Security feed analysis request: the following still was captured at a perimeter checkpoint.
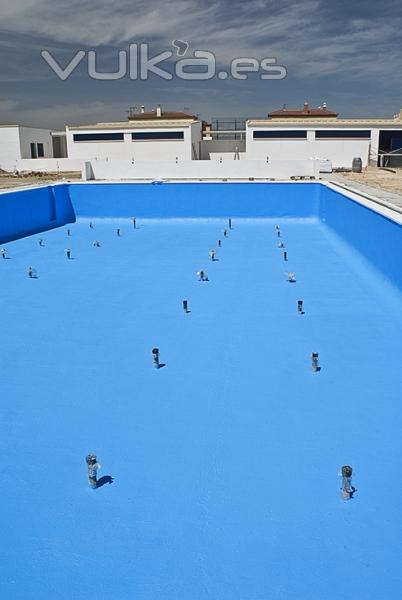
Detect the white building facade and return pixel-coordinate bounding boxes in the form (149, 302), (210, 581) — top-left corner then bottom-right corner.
(66, 111), (202, 162)
(2, 104), (402, 176)
(246, 115), (402, 169)
(0, 126), (53, 171)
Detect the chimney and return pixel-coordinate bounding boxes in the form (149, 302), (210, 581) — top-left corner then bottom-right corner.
(140, 105), (145, 113)
(303, 101), (309, 112)
(322, 101), (327, 110)
(156, 104), (162, 118)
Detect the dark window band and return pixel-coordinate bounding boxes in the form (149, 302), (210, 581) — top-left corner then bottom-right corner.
(253, 130), (307, 139)
(73, 133), (124, 142)
(132, 131), (184, 140)
(315, 130), (371, 139)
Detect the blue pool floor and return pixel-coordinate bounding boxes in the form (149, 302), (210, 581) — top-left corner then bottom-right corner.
(1, 217), (402, 600)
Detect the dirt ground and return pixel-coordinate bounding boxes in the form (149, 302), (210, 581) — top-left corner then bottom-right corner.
(0, 171), (81, 190)
(1, 166), (402, 196)
(341, 166), (402, 195)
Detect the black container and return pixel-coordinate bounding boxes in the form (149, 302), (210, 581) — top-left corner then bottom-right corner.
(352, 157), (362, 173)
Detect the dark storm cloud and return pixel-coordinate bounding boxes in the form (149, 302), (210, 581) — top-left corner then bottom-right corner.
(0, 0), (401, 127)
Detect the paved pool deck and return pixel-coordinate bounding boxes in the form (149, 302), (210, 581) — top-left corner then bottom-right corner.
(323, 172), (402, 213)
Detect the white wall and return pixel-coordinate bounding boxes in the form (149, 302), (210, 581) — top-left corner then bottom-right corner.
(209, 152), (246, 161)
(82, 158), (320, 181)
(369, 129), (380, 165)
(190, 121), (202, 159)
(67, 130), (128, 160)
(67, 125), (201, 161)
(53, 135), (68, 158)
(312, 137), (370, 168)
(19, 127), (53, 159)
(200, 140), (246, 160)
(130, 128), (191, 161)
(0, 126), (54, 171)
(18, 158), (83, 172)
(246, 126), (372, 168)
(0, 127), (22, 168)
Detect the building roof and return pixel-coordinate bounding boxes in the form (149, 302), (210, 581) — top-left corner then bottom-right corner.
(128, 111), (198, 121)
(248, 117), (402, 129)
(268, 102), (338, 119)
(67, 119), (198, 131)
(0, 124), (52, 130)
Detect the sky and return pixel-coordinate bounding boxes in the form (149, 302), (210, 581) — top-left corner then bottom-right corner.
(0, 0), (402, 128)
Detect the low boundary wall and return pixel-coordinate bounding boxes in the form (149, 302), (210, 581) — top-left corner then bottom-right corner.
(82, 158), (320, 181)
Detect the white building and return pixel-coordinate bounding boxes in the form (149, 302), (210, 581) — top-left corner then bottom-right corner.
(2, 102), (402, 177)
(0, 125), (54, 171)
(246, 103), (402, 168)
(67, 105), (202, 162)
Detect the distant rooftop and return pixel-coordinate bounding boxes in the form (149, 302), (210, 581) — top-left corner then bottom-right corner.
(128, 104), (197, 122)
(248, 116), (402, 128)
(268, 101), (339, 119)
(67, 120), (198, 131)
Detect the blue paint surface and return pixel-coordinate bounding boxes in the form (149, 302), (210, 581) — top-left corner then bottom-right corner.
(0, 185), (75, 243)
(320, 186), (402, 292)
(1, 183), (402, 599)
(67, 182), (321, 218)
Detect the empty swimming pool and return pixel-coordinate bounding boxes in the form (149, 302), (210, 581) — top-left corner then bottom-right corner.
(1, 182), (402, 600)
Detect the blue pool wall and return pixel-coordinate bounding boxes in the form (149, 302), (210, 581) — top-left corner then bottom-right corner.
(320, 186), (402, 293)
(0, 184), (75, 243)
(67, 182), (321, 218)
(0, 181), (401, 292)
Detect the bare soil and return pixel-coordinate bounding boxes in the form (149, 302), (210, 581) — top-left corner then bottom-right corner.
(342, 166), (402, 195)
(0, 171), (81, 190)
